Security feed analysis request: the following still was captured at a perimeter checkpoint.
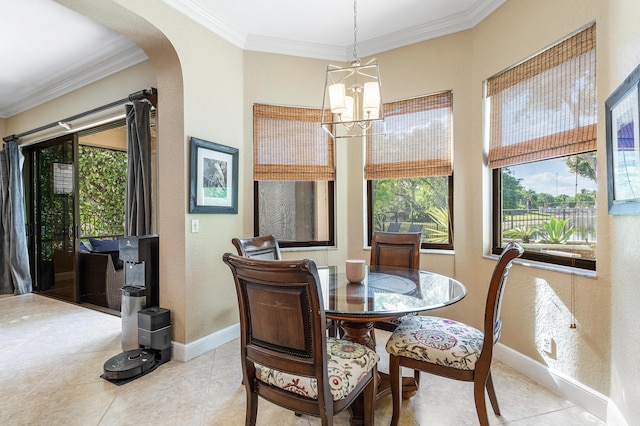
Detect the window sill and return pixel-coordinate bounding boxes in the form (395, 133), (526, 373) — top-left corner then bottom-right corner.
(483, 254), (596, 278)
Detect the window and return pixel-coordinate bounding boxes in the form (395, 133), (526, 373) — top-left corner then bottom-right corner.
(253, 104), (335, 247)
(366, 92), (454, 249)
(78, 144), (127, 239)
(486, 24), (597, 270)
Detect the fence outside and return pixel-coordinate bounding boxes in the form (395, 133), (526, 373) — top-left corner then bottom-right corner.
(376, 213), (448, 243)
(502, 207), (597, 243)
(377, 206), (596, 245)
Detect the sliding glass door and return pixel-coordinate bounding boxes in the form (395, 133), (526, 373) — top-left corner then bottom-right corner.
(24, 134), (80, 302)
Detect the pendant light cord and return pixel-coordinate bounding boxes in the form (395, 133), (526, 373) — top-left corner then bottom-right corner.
(570, 259), (577, 328)
(352, 0), (359, 61)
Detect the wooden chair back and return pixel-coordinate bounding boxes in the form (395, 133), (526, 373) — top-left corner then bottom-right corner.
(232, 235), (281, 260)
(370, 231), (421, 270)
(482, 241), (524, 360)
(369, 231), (422, 333)
(222, 253), (375, 424)
(386, 242), (524, 426)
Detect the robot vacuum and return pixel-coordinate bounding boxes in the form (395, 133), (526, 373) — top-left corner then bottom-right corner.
(103, 348), (157, 380)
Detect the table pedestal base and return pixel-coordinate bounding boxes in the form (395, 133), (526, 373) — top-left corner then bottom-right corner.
(335, 320), (419, 425)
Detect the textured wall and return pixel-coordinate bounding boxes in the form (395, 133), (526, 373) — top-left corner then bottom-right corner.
(11, 2), (638, 420)
(601, 0), (640, 422)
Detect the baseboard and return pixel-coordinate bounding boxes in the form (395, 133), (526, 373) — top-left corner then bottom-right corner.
(495, 343), (619, 424)
(171, 323), (240, 362)
(607, 401), (629, 426)
(168, 326), (626, 424)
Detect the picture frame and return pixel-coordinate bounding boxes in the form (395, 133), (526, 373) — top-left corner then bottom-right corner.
(189, 137), (238, 214)
(606, 63), (640, 215)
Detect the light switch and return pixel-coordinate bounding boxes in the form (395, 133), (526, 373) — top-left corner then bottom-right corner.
(191, 219), (199, 233)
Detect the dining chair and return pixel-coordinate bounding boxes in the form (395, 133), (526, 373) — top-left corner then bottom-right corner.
(232, 235), (338, 337)
(222, 253), (379, 426)
(385, 242), (524, 426)
(370, 231), (422, 333)
(370, 231), (421, 271)
(232, 235), (282, 260)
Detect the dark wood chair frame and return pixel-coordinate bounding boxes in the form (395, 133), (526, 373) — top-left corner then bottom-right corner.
(223, 253), (376, 426)
(232, 235), (338, 337)
(370, 231), (421, 271)
(388, 242), (524, 426)
(232, 235), (282, 260)
(369, 231), (422, 333)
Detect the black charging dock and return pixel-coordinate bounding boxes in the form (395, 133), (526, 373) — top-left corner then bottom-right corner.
(102, 236), (171, 384)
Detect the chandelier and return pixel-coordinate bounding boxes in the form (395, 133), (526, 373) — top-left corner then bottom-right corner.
(321, 0), (384, 139)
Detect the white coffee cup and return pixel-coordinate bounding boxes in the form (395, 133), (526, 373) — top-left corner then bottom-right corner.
(345, 259), (366, 283)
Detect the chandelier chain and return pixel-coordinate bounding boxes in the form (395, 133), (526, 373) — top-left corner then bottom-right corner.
(353, 0), (358, 60)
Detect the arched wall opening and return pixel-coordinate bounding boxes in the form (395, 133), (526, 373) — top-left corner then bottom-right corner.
(55, 0), (188, 344)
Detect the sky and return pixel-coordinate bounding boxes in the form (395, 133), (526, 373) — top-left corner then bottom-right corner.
(511, 158), (597, 197)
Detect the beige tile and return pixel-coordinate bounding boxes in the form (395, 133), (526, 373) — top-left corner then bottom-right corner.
(100, 364), (212, 425)
(8, 381), (118, 426)
(508, 406), (606, 425)
(0, 294), (605, 426)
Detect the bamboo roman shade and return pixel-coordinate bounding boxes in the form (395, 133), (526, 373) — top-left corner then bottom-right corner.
(253, 104), (335, 181)
(486, 24), (596, 169)
(365, 91), (453, 180)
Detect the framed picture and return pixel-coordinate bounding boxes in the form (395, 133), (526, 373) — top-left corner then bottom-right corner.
(606, 64), (640, 215)
(189, 137), (238, 214)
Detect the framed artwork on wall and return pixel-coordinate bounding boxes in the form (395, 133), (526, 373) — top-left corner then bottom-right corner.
(189, 137), (238, 214)
(606, 63), (640, 215)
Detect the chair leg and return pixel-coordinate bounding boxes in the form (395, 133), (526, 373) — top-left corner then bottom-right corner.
(246, 388), (258, 426)
(473, 378), (490, 426)
(389, 355), (402, 426)
(363, 372), (376, 426)
(327, 319), (337, 338)
(485, 370), (501, 416)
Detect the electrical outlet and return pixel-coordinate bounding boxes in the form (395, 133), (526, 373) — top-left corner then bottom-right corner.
(191, 219), (199, 233)
(542, 334), (553, 353)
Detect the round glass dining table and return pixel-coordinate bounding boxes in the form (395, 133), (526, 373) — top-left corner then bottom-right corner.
(317, 264), (467, 410)
(317, 264), (467, 349)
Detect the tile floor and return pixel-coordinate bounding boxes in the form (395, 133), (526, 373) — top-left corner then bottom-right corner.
(1, 294), (606, 425)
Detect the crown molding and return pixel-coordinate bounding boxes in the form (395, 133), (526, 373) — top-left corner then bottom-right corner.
(1, 0), (506, 117)
(244, 35), (347, 62)
(358, 0), (506, 58)
(161, 0), (246, 49)
(467, 0), (507, 27)
(163, 0), (506, 62)
(0, 46), (148, 118)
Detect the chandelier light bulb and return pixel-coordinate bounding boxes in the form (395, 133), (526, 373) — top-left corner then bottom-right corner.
(362, 82), (381, 115)
(329, 84), (346, 114)
(341, 96), (354, 123)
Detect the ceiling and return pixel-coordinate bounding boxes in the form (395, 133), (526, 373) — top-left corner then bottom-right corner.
(0, 0), (505, 119)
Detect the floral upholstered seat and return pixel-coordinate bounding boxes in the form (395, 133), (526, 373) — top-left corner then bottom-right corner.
(223, 253), (379, 424)
(385, 315), (483, 370)
(384, 242), (523, 426)
(256, 337), (379, 401)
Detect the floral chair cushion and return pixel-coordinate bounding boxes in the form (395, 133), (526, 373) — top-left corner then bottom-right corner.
(385, 315), (484, 371)
(255, 337), (379, 401)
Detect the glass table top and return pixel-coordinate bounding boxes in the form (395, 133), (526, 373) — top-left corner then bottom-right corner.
(317, 265), (467, 317)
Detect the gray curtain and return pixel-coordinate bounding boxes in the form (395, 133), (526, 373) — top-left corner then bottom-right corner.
(0, 139), (32, 294)
(125, 100), (153, 236)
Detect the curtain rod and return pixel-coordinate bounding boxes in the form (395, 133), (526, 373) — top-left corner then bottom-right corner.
(2, 88), (157, 143)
